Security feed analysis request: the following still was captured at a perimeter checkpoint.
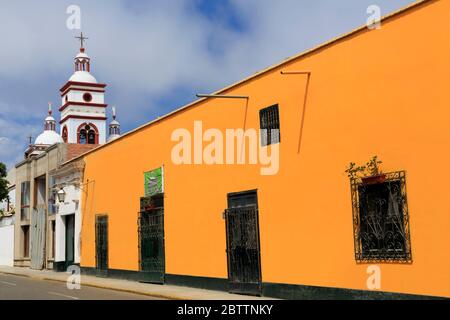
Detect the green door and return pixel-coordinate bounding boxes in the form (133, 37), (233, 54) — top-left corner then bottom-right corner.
(139, 195), (165, 284)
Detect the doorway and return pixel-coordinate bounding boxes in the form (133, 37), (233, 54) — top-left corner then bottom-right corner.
(95, 215), (108, 273)
(138, 194), (165, 284)
(65, 215), (75, 267)
(30, 176), (46, 270)
(225, 190), (262, 296)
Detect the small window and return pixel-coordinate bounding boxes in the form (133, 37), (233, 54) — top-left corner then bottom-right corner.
(87, 129), (96, 144)
(83, 92), (92, 102)
(78, 123), (97, 145)
(62, 126), (68, 143)
(259, 104), (280, 146)
(79, 129), (87, 144)
(351, 171), (412, 263)
(20, 182), (30, 221)
(48, 177), (57, 215)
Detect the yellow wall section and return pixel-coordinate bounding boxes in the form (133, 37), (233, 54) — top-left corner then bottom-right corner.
(81, 0), (450, 298)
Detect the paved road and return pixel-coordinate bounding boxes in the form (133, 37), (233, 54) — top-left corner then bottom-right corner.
(0, 273), (164, 300)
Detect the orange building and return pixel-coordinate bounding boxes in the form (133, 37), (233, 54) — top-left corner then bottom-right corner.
(74, 0), (449, 299)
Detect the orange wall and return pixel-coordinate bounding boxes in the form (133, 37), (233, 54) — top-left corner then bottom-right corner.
(81, 0), (450, 298)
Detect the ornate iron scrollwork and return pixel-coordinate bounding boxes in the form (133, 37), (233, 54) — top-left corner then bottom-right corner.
(350, 171), (412, 263)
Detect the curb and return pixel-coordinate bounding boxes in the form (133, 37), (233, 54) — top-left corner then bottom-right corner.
(0, 270), (185, 300)
(43, 277), (185, 300)
(0, 271), (29, 278)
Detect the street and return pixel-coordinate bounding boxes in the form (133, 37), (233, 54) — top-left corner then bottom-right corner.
(0, 273), (163, 300)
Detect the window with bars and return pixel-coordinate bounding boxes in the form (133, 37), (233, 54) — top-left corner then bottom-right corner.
(259, 104), (280, 146)
(20, 181), (30, 221)
(48, 177), (57, 215)
(351, 171), (412, 263)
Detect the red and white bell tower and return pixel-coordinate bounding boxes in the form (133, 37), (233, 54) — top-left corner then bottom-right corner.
(59, 33), (107, 145)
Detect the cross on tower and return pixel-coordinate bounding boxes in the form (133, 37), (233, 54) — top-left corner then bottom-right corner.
(75, 32), (88, 49)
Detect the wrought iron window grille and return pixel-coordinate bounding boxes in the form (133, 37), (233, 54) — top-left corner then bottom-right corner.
(260, 104), (280, 146)
(350, 171), (412, 263)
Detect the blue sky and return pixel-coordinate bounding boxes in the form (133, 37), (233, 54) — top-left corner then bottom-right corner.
(0, 0), (416, 169)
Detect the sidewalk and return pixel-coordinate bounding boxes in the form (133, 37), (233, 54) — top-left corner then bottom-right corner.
(0, 266), (273, 300)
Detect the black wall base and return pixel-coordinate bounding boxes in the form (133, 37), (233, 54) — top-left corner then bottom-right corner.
(80, 267), (446, 300)
(54, 262), (80, 272)
(261, 282), (442, 300)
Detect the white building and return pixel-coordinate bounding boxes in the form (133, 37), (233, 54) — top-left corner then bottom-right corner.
(0, 168), (16, 266)
(51, 160), (84, 271)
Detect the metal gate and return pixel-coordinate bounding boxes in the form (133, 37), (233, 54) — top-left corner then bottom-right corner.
(95, 215), (108, 272)
(224, 205), (262, 296)
(138, 196), (165, 284)
(30, 208), (46, 270)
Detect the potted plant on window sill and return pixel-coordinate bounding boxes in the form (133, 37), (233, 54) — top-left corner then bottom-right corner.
(361, 173), (386, 185)
(362, 156), (385, 185)
(346, 156), (385, 184)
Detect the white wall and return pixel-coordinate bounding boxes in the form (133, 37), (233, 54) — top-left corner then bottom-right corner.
(0, 222), (14, 266)
(66, 90), (105, 104)
(54, 174), (82, 264)
(55, 214), (65, 262)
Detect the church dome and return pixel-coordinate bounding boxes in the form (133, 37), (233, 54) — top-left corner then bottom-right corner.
(35, 130), (64, 145)
(45, 115), (56, 122)
(75, 51), (89, 59)
(34, 103), (64, 146)
(69, 71), (98, 83)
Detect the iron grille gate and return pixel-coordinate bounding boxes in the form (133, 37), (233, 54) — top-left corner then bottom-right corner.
(95, 215), (108, 273)
(138, 196), (165, 284)
(224, 206), (262, 296)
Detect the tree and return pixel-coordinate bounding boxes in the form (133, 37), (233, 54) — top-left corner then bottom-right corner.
(0, 162), (8, 203)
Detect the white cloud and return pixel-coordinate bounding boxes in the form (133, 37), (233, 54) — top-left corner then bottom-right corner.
(0, 0), (415, 168)
(0, 102), (42, 169)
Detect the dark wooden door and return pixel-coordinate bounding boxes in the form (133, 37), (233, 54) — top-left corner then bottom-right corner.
(95, 215), (108, 272)
(225, 190), (262, 296)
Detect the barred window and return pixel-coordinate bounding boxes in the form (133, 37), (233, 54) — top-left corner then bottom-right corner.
(260, 104), (280, 146)
(20, 181), (30, 221)
(351, 171), (412, 263)
(48, 177), (57, 215)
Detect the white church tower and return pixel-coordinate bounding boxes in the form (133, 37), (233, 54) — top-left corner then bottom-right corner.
(59, 33), (107, 145)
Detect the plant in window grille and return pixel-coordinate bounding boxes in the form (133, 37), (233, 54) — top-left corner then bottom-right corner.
(260, 104), (280, 146)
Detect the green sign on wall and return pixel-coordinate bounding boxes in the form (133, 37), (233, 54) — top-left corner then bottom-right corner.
(144, 167), (164, 197)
